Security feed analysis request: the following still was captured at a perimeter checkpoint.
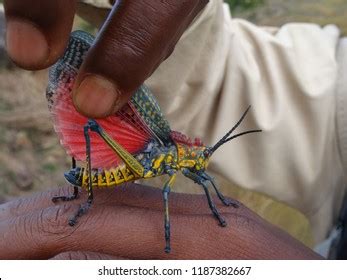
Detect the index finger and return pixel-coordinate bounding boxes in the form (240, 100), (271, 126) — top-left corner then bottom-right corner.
(0, 200), (249, 260)
(0, 196), (320, 260)
(0, 184), (248, 222)
(73, 0), (208, 118)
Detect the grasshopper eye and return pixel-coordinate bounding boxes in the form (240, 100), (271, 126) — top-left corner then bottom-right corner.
(203, 149), (210, 158)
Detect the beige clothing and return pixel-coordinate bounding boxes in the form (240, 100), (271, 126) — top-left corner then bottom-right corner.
(81, 0), (111, 8)
(80, 0), (347, 244)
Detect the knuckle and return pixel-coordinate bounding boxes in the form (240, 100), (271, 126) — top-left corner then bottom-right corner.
(119, 37), (149, 61)
(104, 27), (151, 64)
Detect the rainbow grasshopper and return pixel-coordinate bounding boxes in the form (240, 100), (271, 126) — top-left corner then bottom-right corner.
(47, 31), (262, 253)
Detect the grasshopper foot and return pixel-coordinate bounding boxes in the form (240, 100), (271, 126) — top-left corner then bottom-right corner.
(222, 198), (240, 208)
(165, 246), (171, 254)
(68, 201), (92, 227)
(212, 209), (227, 227)
(68, 218), (77, 227)
(219, 217), (227, 227)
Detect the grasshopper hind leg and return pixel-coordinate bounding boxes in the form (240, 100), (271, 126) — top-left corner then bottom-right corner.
(68, 121), (95, 226)
(202, 172), (239, 208)
(54, 122), (95, 226)
(52, 157), (79, 202)
(68, 195), (93, 226)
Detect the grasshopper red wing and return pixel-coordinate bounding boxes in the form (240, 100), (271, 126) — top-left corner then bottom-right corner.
(47, 31), (202, 170)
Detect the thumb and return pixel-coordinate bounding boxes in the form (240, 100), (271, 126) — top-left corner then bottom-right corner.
(72, 0), (208, 118)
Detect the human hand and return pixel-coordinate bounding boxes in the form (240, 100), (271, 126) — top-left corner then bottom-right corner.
(0, 184), (322, 259)
(4, 0), (208, 118)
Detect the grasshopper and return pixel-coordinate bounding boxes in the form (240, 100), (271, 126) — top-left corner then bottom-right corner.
(47, 31), (261, 253)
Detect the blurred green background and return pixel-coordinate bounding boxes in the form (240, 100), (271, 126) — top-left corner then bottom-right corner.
(228, 0), (347, 35)
(0, 0), (346, 247)
(226, 0), (264, 11)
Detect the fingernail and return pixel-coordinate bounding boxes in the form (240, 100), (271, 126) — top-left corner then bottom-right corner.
(6, 19), (49, 67)
(74, 75), (120, 118)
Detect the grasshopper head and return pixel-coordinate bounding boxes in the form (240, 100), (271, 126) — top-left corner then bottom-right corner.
(194, 148), (211, 171)
(178, 145), (211, 172)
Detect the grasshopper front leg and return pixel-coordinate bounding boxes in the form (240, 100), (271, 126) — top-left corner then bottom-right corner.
(69, 123), (94, 226)
(201, 172), (239, 208)
(162, 170), (177, 253)
(52, 157), (79, 202)
(182, 168), (227, 227)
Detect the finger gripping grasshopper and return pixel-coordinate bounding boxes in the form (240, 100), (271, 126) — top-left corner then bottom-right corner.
(46, 31), (261, 253)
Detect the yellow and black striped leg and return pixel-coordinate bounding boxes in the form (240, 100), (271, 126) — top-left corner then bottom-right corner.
(69, 123), (94, 226)
(162, 172), (176, 253)
(52, 157), (79, 202)
(202, 172), (239, 208)
(86, 119), (144, 178)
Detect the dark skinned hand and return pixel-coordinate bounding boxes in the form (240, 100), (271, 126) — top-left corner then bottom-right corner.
(2, 0), (323, 260)
(0, 184), (322, 259)
(4, 0), (208, 118)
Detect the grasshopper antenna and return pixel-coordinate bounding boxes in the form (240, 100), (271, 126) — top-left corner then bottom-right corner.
(209, 106), (262, 154)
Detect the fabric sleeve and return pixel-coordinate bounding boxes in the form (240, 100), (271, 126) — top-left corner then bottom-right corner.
(336, 38), (347, 172)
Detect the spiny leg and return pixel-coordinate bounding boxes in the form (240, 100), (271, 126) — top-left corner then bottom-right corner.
(86, 119), (144, 178)
(67, 119), (144, 226)
(182, 169), (226, 227)
(52, 157), (79, 202)
(201, 172), (239, 208)
(162, 172), (177, 253)
(69, 123), (94, 226)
